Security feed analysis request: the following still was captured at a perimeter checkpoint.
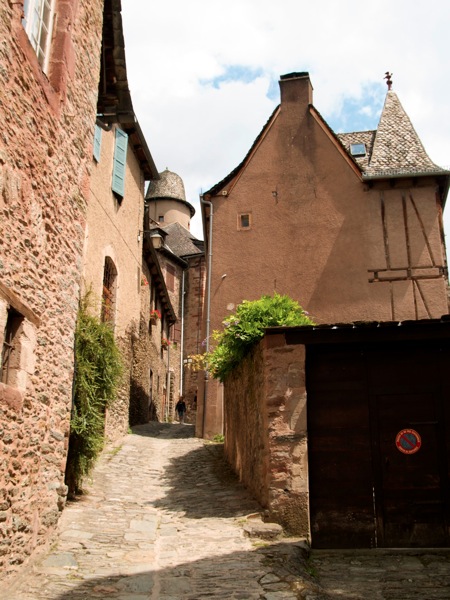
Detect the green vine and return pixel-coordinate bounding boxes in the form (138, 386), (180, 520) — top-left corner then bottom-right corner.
(65, 292), (123, 496)
(206, 293), (314, 381)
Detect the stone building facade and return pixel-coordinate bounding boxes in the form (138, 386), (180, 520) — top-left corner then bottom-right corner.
(146, 170), (205, 422)
(129, 231), (177, 426)
(199, 72), (450, 437)
(0, 0), (104, 580)
(82, 3), (178, 435)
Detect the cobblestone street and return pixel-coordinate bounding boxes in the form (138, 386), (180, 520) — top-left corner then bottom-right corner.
(3, 422), (450, 599)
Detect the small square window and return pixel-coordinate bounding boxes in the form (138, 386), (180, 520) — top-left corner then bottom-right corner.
(350, 143), (366, 157)
(238, 213), (251, 230)
(158, 215), (164, 223)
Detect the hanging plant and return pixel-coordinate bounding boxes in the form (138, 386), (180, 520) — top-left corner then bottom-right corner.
(150, 309), (161, 320)
(65, 291), (123, 496)
(161, 337), (170, 349)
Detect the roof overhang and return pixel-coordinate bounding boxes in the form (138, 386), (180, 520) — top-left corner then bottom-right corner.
(96, 0), (158, 181)
(266, 316), (450, 346)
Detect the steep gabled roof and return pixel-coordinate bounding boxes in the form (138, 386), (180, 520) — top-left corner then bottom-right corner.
(205, 106), (280, 196)
(206, 78), (449, 198)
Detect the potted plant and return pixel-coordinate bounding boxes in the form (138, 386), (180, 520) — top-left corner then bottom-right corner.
(161, 337), (170, 349)
(150, 309), (161, 324)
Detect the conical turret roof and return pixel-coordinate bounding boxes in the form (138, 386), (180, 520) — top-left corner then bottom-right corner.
(337, 89), (448, 180)
(146, 169), (186, 202)
(366, 90), (443, 177)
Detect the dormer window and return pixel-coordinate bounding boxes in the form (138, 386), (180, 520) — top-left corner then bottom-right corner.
(350, 143), (366, 157)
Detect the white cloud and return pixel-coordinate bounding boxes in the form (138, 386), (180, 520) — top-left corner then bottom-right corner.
(122, 0), (450, 239)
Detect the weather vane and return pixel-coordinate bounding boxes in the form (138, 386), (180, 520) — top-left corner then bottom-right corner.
(384, 72), (393, 91)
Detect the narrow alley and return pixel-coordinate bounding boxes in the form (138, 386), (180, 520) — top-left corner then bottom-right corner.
(3, 423), (312, 600)
(4, 423), (450, 600)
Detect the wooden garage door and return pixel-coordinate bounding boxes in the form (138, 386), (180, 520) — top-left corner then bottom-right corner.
(307, 342), (450, 549)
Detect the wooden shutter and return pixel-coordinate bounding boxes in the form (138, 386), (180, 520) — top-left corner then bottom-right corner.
(172, 323), (182, 343)
(93, 124), (102, 162)
(112, 128), (128, 197)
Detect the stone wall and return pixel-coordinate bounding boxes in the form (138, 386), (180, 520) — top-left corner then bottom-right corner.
(224, 332), (310, 537)
(129, 264), (171, 425)
(182, 254), (205, 421)
(0, 0), (103, 581)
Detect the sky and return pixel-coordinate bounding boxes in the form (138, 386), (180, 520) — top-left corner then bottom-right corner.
(121, 0), (450, 241)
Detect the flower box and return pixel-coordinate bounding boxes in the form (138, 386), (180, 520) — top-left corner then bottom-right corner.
(150, 309), (161, 325)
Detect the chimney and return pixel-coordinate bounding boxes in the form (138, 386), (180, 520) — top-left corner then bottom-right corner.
(279, 72), (313, 107)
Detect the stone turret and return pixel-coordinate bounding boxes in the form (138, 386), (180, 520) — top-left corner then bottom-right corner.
(146, 169), (195, 231)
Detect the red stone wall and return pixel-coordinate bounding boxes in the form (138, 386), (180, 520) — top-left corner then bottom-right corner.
(183, 254), (205, 420)
(0, 0), (103, 581)
(224, 333), (310, 537)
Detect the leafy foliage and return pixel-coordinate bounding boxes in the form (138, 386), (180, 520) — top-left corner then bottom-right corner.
(207, 293), (314, 381)
(65, 293), (123, 496)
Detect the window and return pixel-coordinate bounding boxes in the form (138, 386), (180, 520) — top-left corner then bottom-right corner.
(22, 0), (55, 72)
(158, 215), (165, 223)
(101, 257), (117, 324)
(93, 124), (102, 162)
(1, 308), (24, 385)
(238, 213), (251, 230)
(350, 143), (366, 157)
(112, 128), (128, 198)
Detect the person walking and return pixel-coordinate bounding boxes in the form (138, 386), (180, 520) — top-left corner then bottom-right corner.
(175, 398), (187, 423)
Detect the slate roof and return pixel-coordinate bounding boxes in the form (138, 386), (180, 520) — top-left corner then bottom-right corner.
(338, 91), (448, 179)
(147, 169), (186, 201)
(336, 130), (376, 173)
(160, 222), (204, 258)
(146, 169), (195, 217)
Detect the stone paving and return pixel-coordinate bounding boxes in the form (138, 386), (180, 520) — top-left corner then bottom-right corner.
(3, 422), (450, 600)
(311, 549), (450, 599)
(3, 423), (312, 600)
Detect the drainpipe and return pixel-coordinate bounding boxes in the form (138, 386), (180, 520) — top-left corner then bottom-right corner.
(200, 194), (213, 437)
(180, 269), (186, 396)
(166, 340), (171, 421)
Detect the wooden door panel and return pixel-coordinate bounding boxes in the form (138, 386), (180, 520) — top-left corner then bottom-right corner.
(374, 392), (446, 547)
(308, 346), (375, 548)
(307, 342), (450, 549)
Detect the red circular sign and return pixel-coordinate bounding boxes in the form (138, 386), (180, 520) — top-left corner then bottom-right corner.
(395, 429), (421, 454)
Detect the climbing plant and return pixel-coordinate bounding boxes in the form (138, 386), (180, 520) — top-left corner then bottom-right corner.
(205, 292), (314, 381)
(65, 292), (123, 496)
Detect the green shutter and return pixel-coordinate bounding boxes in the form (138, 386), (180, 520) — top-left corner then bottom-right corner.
(93, 124), (102, 162)
(112, 128), (128, 197)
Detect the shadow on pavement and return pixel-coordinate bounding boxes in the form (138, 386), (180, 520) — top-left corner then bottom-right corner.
(131, 421), (196, 439)
(49, 540), (313, 600)
(130, 421), (258, 520)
